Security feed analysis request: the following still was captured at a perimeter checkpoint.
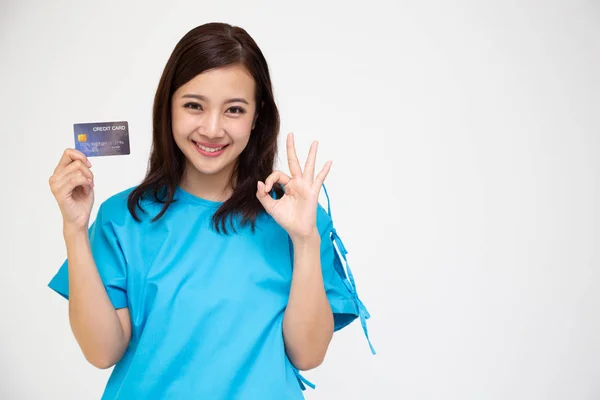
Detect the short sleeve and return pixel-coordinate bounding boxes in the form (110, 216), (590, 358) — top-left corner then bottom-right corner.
(48, 203), (128, 309)
(316, 185), (375, 354)
(318, 208), (359, 331)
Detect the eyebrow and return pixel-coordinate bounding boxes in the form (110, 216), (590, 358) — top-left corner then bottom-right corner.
(181, 94), (249, 105)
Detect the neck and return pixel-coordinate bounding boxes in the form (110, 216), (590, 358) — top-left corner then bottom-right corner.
(179, 160), (235, 202)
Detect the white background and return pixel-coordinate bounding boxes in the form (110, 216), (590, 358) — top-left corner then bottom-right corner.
(1, 0), (599, 399)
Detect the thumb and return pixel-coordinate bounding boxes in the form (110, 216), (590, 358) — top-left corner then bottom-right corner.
(256, 181), (277, 212)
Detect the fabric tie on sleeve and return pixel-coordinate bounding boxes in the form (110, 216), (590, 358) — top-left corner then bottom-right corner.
(292, 365), (315, 390)
(323, 185), (376, 355)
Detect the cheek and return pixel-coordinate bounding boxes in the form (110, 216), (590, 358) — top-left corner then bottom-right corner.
(171, 110), (194, 139)
(228, 118), (254, 143)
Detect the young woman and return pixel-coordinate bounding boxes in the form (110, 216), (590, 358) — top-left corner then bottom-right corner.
(48, 22), (374, 399)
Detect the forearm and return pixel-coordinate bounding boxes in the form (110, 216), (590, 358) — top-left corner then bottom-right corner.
(64, 228), (129, 368)
(283, 233), (334, 370)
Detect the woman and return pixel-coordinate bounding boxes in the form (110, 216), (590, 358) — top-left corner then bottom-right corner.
(48, 22), (373, 399)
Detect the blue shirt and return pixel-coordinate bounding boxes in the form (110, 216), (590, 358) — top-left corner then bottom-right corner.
(48, 185), (373, 399)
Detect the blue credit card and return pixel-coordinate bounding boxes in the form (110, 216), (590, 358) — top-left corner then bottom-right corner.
(73, 121), (130, 157)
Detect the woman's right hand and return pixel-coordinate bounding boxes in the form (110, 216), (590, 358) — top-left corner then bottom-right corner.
(49, 149), (95, 234)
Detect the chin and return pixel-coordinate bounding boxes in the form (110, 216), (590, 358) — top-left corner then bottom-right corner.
(187, 158), (230, 176)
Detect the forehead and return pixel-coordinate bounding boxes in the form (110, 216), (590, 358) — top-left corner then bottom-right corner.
(177, 65), (256, 100)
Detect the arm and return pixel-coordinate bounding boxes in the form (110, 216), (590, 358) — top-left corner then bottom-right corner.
(64, 227), (131, 369)
(283, 232), (335, 371)
(256, 133), (336, 370)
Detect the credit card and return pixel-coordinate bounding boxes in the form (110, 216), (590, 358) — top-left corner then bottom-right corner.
(73, 121), (130, 157)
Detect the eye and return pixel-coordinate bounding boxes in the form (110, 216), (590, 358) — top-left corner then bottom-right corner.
(227, 106), (246, 115)
(184, 102), (202, 111)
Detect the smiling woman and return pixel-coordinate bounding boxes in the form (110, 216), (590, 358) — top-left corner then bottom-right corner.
(46, 21), (373, 400)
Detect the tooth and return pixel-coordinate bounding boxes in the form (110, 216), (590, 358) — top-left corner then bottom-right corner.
(197, 143), (223, 152)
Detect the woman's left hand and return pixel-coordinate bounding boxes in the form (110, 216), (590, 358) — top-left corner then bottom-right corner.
(256, 132), (332, 242)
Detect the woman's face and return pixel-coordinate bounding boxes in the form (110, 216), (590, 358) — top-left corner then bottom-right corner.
(171, 64), (258, 179)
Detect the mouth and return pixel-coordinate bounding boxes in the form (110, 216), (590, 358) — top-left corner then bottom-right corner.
(192, 141), (229, 156)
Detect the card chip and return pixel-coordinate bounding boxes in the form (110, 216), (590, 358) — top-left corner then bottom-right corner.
(77, 134), (87, 142)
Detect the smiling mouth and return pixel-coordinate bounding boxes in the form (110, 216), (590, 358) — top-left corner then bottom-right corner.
(193, 141), (229, 153)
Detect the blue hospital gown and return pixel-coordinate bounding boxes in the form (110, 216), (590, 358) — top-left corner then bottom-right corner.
(48, 185), (373, 399)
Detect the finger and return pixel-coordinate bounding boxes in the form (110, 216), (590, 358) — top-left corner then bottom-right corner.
(303, 141), (318, 181)
(55, 148), (91, 173)
(55, 170), (93, 198)
(81, 182), (91, 197)
(50, 160), (93, 195)
(286, 132), (303, 178)
(54, 160), (94, 182)
(314, 160), (333, 188)
(264, 170), (291, 193)
(256, 181), (277, 212)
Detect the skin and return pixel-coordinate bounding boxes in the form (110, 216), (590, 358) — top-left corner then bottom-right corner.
(49, 64), (334, 371)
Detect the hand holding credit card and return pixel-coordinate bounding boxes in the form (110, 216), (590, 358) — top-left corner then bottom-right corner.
(74, 121), (131, 157)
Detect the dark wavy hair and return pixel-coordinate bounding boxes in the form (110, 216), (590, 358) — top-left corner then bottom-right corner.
(127, 22), (283, 234)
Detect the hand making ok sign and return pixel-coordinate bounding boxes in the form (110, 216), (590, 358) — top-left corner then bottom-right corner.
(256, 132), (332, 243)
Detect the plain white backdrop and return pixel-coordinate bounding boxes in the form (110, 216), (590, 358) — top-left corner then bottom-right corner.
(1, 0), (598, 398)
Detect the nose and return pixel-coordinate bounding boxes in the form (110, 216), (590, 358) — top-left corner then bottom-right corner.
(201, 110), (225, 139)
